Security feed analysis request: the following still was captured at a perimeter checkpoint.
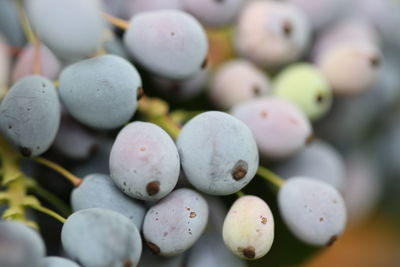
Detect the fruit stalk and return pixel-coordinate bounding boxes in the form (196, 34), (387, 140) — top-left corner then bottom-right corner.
(32, 157), (82, 187)
(257, 166), (284, 190)
(0, 136), (35, 227)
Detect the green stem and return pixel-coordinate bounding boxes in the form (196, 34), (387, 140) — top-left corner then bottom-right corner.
(257, 166), (284, 190)
(235, 190), (245, 198)
(101, 11), (129, 30)
(0, 137), (28, 223)
(29, 204), (66, 223)
(4, 177), (27, 222)
(170, 110), (203, 124)
(138, 96), (181, 140)
(0, 192), (8, 203)
(151, 116), (181, 140)
(14, 0), (37, 44)
(25, 178), (71, 217)
(0, 137), (65, 228)
(0, 137), (22, 186)
(32, 157), (82, 187)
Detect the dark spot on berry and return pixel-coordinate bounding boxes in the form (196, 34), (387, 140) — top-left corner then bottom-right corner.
(171, 32), (175, 36)
(201, 57), (208, 69)
(147, 242), (161, 255)
(123, 181), (127, 186)
(260, 110), (268, 119)
(146, 181), (160, 196)
(370, 55), (380, 67)
(42, 83), (46, 88)
(326, 235), (338, 246)
(123, 260), (132, 267)
(19, 147), (32, 157)
(231, 160), (248, 181)
(8, 125), (12, 129)
(316, 93), (324, 104)
(241, 246), (256, 259)
(282, 20), (293, 36)
(163, 232), (168, 237)
(137, 87), (144, 100)
(319, 217), (324, 222)
(261, 216), (267, 224)
(189, 211), (196, 218)
(253, 86), (261, 96)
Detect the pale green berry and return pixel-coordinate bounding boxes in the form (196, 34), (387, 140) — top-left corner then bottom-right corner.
(273, 63), (332, 121)
(223, 195), (274, 260)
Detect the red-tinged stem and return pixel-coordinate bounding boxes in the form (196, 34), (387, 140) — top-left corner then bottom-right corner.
(32, 157), (82, 187)
(101, 12), (129, 30)
(33, 38), (41, 75)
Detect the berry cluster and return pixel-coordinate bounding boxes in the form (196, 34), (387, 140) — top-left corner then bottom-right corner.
(0, 0), (396, 266)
